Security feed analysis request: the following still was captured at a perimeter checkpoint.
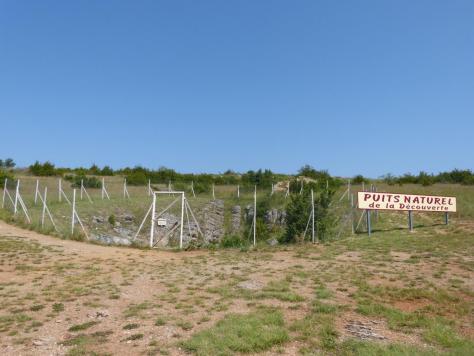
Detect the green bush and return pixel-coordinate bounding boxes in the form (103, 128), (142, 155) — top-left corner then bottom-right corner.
(29, 161), (57, 176)
(0, 170), (14, 186)
(282, 187), (334, 243)
(193, 181), (210, 194)
(220, 235), (248, 248)
(352, 174), (369, 184)
(126, 171), (147, 186)
(66, 175), (101, 189)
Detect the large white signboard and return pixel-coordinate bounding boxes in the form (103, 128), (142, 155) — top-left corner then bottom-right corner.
(358, 192), (456, 212)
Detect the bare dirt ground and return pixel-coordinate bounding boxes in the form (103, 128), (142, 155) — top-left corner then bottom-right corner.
(0, 220), (473, 355)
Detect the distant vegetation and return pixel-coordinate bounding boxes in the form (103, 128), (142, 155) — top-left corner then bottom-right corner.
(18, 160), (474, 188)
(26, 161), (290, 188)
(0, 158), (15, 169)
(382, 169), (474, 186)
(29, 161), (57, 176)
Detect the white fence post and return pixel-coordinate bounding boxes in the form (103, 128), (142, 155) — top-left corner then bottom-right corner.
(149, 193), (157, 247)
(253, 185), (257, 246)
(14, 180), (19, 214)
(41, 187), (47, 228)
(179, 192), (185, 249)
(34, 179), (39, 205)
(71, 189), (76, 235)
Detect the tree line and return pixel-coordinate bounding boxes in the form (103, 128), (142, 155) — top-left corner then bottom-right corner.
(381, 170), (474, 186)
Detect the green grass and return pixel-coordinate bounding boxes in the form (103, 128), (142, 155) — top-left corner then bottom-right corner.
(123, 323), (140, 330)
(181, 308), (288, 355)
(68, 321), (100, 332)
(336, 339), (435, 356)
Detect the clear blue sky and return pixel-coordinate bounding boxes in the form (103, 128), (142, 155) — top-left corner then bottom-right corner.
(1, 1), (473, 177)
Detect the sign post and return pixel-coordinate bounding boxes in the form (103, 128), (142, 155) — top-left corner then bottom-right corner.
(408, 210), (414, 232)
(366, 210), (371, 236)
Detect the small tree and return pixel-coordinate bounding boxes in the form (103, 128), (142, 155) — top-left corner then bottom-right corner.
(352, 174), (368, 185)
(4, 158), (15, 168)
(282, 185), (334, 243)
(281, 194), (309, 243)
(126, 171), (147, 186)
(29, 161), (57, 176)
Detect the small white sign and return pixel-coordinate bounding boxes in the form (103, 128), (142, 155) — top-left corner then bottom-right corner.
(157, 218), (167, 227)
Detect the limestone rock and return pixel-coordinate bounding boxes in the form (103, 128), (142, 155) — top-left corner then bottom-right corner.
(202, 200), (225, 244)
(231, 205), (241, 233)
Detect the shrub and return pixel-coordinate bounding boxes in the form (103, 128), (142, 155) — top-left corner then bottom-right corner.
(66, 175), (101, 189)
(108, 215), (116, 226)
(98, 166), (114, 176)
(126, 171), (147, 186)
(352, 174), (369, 184)
(0, 170), (14, 186)
(220, 235), (248, 248)
(282, 187), (334, 243)
(193, 181), (210, 194)
(29, 161), (57, 176)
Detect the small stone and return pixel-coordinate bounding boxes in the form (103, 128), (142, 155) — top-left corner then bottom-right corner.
(267, 238), (278, 246)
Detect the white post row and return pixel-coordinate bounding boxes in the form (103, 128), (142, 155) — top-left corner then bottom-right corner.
(237, 184), (240, 199)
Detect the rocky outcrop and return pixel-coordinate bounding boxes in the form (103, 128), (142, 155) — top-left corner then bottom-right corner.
(202, 200), (225, 244)
(231, 205), (241, 233)
(264, 209), (286, 226)
(91, 234), (132, 246)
